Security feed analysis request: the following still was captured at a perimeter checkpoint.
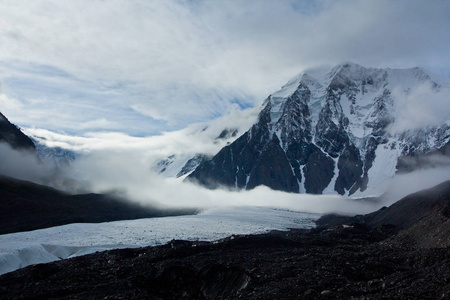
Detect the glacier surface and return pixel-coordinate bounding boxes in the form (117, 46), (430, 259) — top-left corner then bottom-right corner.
(0, 206), (319, 275)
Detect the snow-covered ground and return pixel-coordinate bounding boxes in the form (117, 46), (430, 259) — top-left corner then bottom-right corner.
(0, 206), (319, 275)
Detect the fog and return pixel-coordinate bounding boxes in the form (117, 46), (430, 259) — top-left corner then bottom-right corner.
(71, 149), (375, 215)
(390, 81), (450, 133)
(0, 142), (86, 193)
(24, 105), (259, 158)
(0, 140), (378, 216)
(69, 146), (450, 216)
(0, 142), (48, 183)
(380, 163), (450, 206)
(3, 122), (450, 217)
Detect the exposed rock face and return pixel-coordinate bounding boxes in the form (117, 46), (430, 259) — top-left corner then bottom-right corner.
(176, 154), (209, 178)
(189, 63), (450, 195)
(154, 125), (249, 179)
(0, 112), (36, 151)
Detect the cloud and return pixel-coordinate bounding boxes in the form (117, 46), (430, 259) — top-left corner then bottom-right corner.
(0, 142), (45, 182)
(0, 142), (83, 192)
(3, 108), (449, 219)
(381, 164), (450, 206)
(21, 110), (450, 217)
(0, 0), (449, 135)
(23, 104), (259, 160)
(390, 81), (450, 132)
(70, 147), (380, 216)
(69, 144), (450, 216)
(3, 137), (448, 216)
(79, 118), (120, 130)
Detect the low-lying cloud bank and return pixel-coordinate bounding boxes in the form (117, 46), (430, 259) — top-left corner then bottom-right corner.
(3, 124), (450, 217)
(390, 81), (450, 133)
(71, 147), (450, 216)
(0, 142), (47, 183)
(24, 105), (259, 158)
(0, 142), (86, 193)
(70, 150), (371, 215)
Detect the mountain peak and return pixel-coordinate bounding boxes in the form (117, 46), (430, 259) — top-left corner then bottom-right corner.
(331, 61), (365, 72)
(188, 63), (450, 196)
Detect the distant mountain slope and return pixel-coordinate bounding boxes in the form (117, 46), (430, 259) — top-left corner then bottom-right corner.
(361, 180), (450, 229)
(317, 180), (450, 233)
(0, 175), (196, 234)
(0, 112), (35, 151)
(152, 107), (259, 179)
(31, 137), (78, 169)
(188, 63), (450, 195)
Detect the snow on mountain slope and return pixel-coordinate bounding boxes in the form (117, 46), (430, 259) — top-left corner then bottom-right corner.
(154, 107), (259, 178)
(0, 206), (318, 275)
(31, 137), (78, 169)
(189, 63), (450, 196)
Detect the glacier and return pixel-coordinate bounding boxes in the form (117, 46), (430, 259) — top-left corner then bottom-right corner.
(0, 206), (319, 275)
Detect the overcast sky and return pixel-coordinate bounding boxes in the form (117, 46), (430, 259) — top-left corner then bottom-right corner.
(0, 0), (450, 136)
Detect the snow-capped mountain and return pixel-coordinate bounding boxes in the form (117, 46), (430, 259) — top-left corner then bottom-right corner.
(188, 63), (450, 196)
(154, 109), (259, 179)
(155, 129), (241, 178)
(32, 137), (78, 169)
(155, 153), (204, 178)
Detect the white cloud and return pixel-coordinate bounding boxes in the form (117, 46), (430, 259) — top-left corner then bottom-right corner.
(20, 106), (449, 217)
(69, 146), (380, 215)
(0, 0), (449, 134)
(381, 165), (450, 206)
(390, 82), (450, 132)
(23, 104), (259, 159)
(68, 143), (450, 216)
(0, 93), (23, 114)
(4, 105), (447, 218)
(79, 118), (120, 130)
(0, 143), (44, 182)
(0, 142), (82, 192)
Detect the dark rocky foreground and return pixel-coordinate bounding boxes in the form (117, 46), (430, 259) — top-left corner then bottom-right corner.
(1, 181), (449, 299)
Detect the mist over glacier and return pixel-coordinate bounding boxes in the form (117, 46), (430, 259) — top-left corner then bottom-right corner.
(71, 148), (449, 215)
(15, 128), (447, 217)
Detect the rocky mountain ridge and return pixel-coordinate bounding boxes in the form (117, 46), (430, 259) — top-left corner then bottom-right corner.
(154, 127), (245, 178)
(188, 63), (450, 195)
(0, 112), (36, 151)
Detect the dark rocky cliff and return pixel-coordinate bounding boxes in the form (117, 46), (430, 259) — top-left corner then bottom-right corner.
(0, 112), (36, 151)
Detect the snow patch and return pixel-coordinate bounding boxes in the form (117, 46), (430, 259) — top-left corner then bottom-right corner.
(355, 141), (399, 196)
(269, 97), (288, 124)
(322, 156), (339, 194)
